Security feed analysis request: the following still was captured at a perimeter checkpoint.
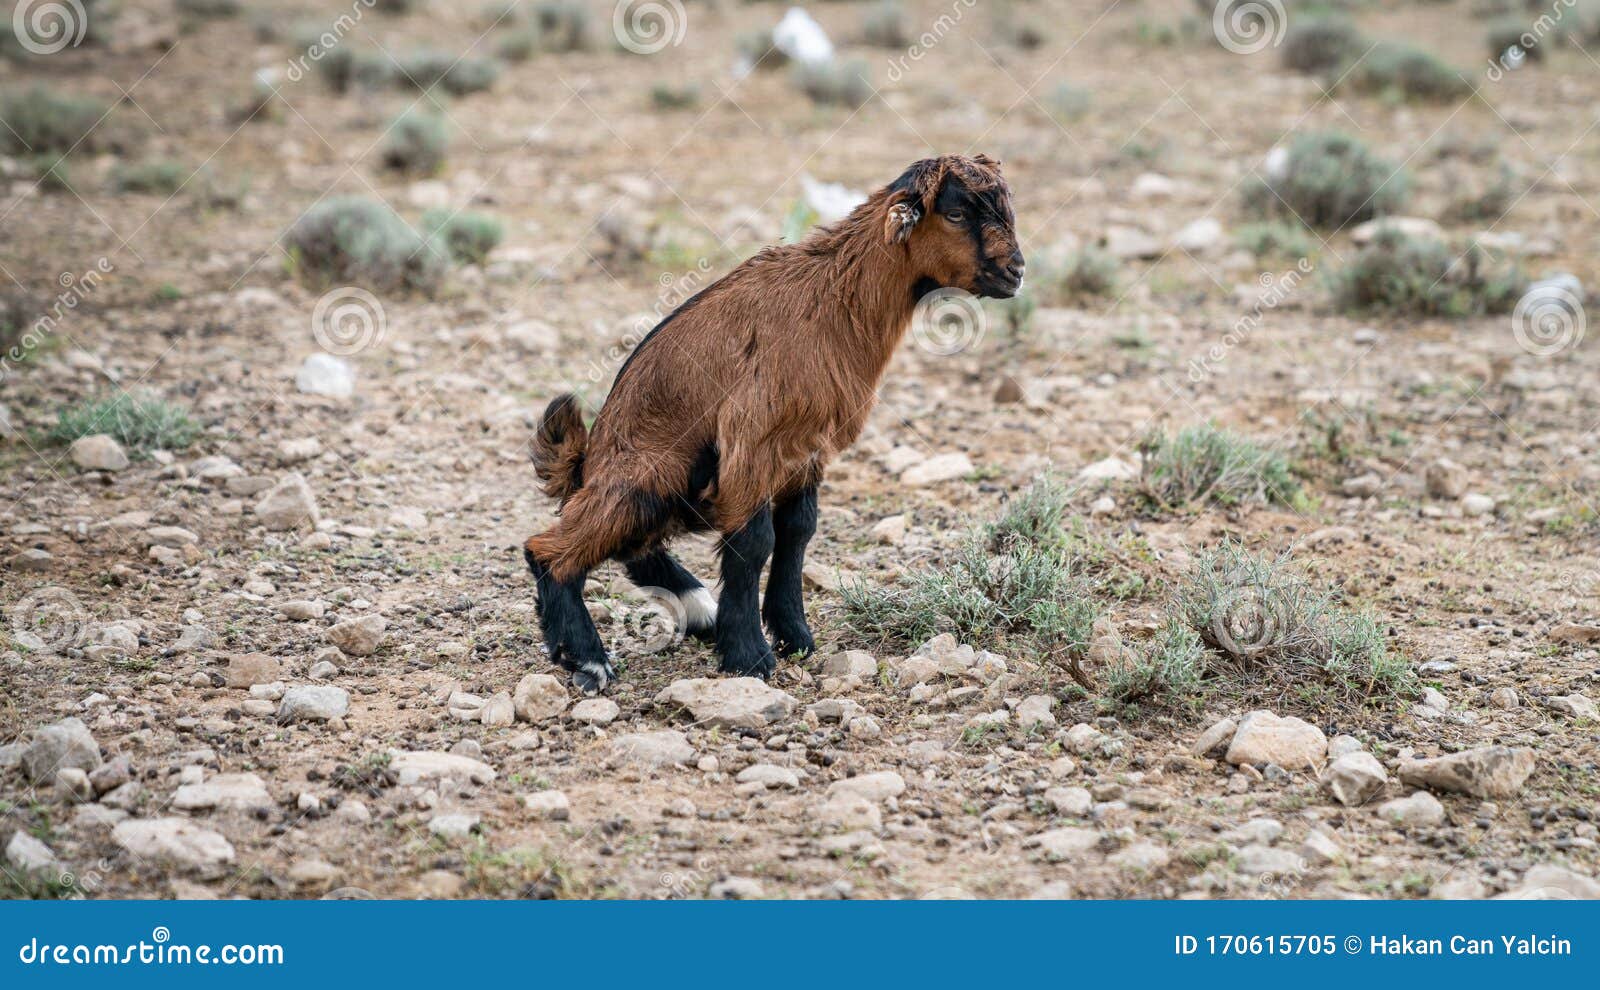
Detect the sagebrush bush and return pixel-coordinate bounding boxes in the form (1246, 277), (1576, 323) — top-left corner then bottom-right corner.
(1100, 619), (1207, 704)
(1342, 43), (1470, 101)
(1328, 231), (1525, 317)
(111, 160), (186, 194)
(1056, 247), (1118, 300)
(535, 0), (594, 52)
(0, 87), (107, 155)
(314, 48), (395, 93)
(1175, 543), (1412, 702)
(1444, 163), (1515, 224)
(48, 393), (200, 452)
(793, 59), (872, 108)
(497, 28), (543, 62)
(649, 83), (700, 110)
(737, 30), (790, 71)
(381, 110), (448, 175)
(286, 196), (447, 292)
(1279, 18), (1366, 75)
(1139, 424), (1301, 509)
(175, 0), (241, 19)
(31, 155), (73, 194)
(862, 1), (909, 48)
(1234, 220), (1315, 260)
(1243, 131), (1406, 230)
(393, 50), (502, 96)
(422, 209), (503, 264)
(1044, 83), (1091, 123)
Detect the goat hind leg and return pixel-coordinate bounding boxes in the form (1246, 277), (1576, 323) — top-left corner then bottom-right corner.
(715, 505), (777, 678)
(624, 548), (716, 643)
(763, 484), (817, 657)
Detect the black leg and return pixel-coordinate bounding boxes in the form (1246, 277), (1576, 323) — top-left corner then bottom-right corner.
(524, 549), (614, 695)
(763, 485), (817, 657)
(624, 548), (716, 642)
(715, 505), (776, 678)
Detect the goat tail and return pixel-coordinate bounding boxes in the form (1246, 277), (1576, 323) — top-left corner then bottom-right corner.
(532, 394), (587, 504)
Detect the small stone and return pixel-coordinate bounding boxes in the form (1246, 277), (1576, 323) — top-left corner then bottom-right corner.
(847, 714), (882, 738)
(1498, 864), (1600, 900)
(1327, 734), (1364, 759)
(1342, 473), (1382, 497)
(1044, 786), (1092, 816)
(610, 730), (694, 768)
(88, 757), (130, 795)
(1225, 710), (1327, 771)
(388, 749), (496, 785)
(1077, 455), (1140, 482)
(570, 697), (619, 725)
(870, 515), (909, 545)
(480, 691), (516, 728)
(69, 434), (129, 472)
(1461, 493), (1495, 517)
(277, 437), (322, 463)
(21, 717), (101, 784)
(308, 660), (339, 680)
(1233, 844), (1303, 876)
(113, 818), (235, 870)
(1419, 687), (1449, 711)
(1191, 717), (1237, 756)
(172, 772), (274, 812)
(1425, 457), (1469, 499)
(900, 452), (974, 486)
(513, 673), (570, 722)
(709, 877), (764, 899)
(254, 473), (320, 531)
(1548, 622), (1600, 644)
(654, 677), (797, 730)
(826, 771), (904, 804)
(1110, 842), (1170, 871)
(55, 766), (92, 802)
(1015, 695), (1056, 729)
(1027, 826), (1100, 860)
(736, 763), (800, 789)
(1221, 818), (1284, 845)
(326, 614), (386, 657)
(1322, 751), (1387, 807)
(6, 831), (62, 875)
(1377, 791), (1445, 827)
(10, 548), (54, 572)
(335, 800), (371, 824)
(296, 353), (355, 398)
(1300, 830), (1343, 866)
(428, 812), (479, 839)
(1398, 746), (1536, 798)
(288, 858), (340, 890)
(277, 600), (325, 621)
(821, 650), (878, 679)
(1545, 693), (1597, 720)
(278, 685), (349, 722)
(1490, 687), (1520, 708)
(524, 790), (571, 820)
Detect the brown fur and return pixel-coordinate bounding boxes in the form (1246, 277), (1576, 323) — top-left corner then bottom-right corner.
(527, 155), (1021, 582)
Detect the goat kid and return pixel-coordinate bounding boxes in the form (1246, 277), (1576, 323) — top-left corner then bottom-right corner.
(526, 154), (1023, 693)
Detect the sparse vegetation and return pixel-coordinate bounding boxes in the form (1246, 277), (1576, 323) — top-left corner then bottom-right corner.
(1100, 619), (1207, 704)
(649, 82), (701, 110)
(381, 110), (449, 176)
(1055, 247), (1118, 300)
(793, 59), (873, 109)
(862, 1), (910, 48)
(1329, 232), (1525, 317)
(1279, 18), (1366, 76)
(110, 160), (186, 195)
(1044, 83), (1092, 123)
(286, 196), (447, 292)
(0, 86), (108, 155)
(1139, 424), (1301, 510)
(47, 393), (200, 453)
(393, 50), (502, 96)
(175, 0), (242, 20)
(1243, 131), (1406, 230)
(422, 208), (504, 264)
(1341, 43), (1471, 102)
(1487, 21), (1543, 63)
(1234, 220), (1315, 261)
(737, 30), (789, 71)
(534, 0), (595, 53)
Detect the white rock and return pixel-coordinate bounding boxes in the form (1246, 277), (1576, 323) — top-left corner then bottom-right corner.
(327, 614), (386, 657)
(1077, 455), (1139, 482)
(388, 749), (496, 785)
(654, 677), (797, 729)
(6, 831), (61, 875)
(736, 763), (799, 789)
(1027, 826), (1100, 860)
(1191, 717), (1237, 756)
(772, 7), (833, 65)
(821, 650), (878, 679)
(524, 790), (571, 820)
(254, 473), (320, 531)
(1322, 751), (1387, 807)
(610, 730), (694, 768)
(1398, 746), (1535, 798)
(513, 672), (570, 722)
(1225, 711), (1327, 770)
(1015, 695), (1056, 729)
(480, 691), (516, 728)
(428, 812), (478, 839)
(900, 452), (974, 486)
(1376, 791), (1445, 827)
(21, 717), (101, 784)
(1044, 786), (1092, 816)
(278, 685), (350, 722)
(295, 353), (355, 398)
(172, 773), (274, 812)
(1461, 493), (1495, 517)
(570, 697), (620, 725)
(69, 434), (129, 472)
(1350, 216), (1445, 245)
(826, 771), (904, 804)
(113, 818), (235, 870)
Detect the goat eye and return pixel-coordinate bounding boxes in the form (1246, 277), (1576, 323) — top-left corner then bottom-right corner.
(944, 210), (965, 223)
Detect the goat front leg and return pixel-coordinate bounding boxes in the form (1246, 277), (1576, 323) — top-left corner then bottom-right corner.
(715, 505), (777, 678)
(523, 549), (614, 694)
(763, 484), (817, 657)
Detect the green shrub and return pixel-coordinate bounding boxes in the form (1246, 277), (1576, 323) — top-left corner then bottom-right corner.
(422, 209), (503, 264)
(110, 160), (186, 194)
(175, 0), (241, 19)
(1100, 619), (1207, 704)
(1044, 83), (1091, 123)
(1329, 231), (1525, 317)
(30, 155), (73, 194)
(534, 1), (594, 52)
(862, 1), (909, 48)
(497, 28), (543, 62)
(649, 83), (700, 110)
(1234, 221), (1315, 260)
(1242, 131), (1406, 230)
(1139, 424), (1301, 509)
(286, 196), (447, 292)
(793, 59), (872, 108)
(1175, 543), (1412, 703)
(1279, 18), (1365, 75)
(1341, 42), (1470, 102)
(314, 49), (395, 93)
(1444, 163), (1516, 224)
(393, 50), (502, 96)
(48, 393), (200, 453)
(380, 110), (448, 175)
(0, 87), (108, 155)
(737, 30), (789, 71)
(1057, 247), (1118, 300)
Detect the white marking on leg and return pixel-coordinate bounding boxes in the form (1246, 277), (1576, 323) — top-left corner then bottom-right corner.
(679, 587), (717, 630)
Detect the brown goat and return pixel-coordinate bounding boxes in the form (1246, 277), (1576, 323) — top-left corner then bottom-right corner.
(526, 154), (1023, 693)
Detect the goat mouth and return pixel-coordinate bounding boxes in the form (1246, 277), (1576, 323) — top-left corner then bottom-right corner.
(979, 271), (1023, 299)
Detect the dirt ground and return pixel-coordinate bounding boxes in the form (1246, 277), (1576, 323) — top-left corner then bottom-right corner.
(2, 0), (1598, 899)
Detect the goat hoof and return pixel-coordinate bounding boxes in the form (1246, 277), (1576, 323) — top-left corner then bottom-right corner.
(718, 648), (776, 680)
(571, 658), (616, 696)
(772, 626), (814, 658)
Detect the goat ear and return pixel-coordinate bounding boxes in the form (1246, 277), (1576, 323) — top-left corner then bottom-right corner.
(972, 153), (1002, 172)
(884, 201), (922, 244)
(883, 158), (944, 245)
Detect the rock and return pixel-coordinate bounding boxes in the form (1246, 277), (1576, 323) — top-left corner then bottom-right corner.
(808, 698), (864, 723)
(1015, 695), (1056, 729)
(1044, 786), (1092, 816)
(900, 452), (973, 486)
(610, 730), (694, 768)
(1102, 225), (1161, 259)
(278, 685), (349, 722)
(295, 353), (355, 398)
(1498, 864), (1600, 899)
(1077, 455), (1139, 482)
(113, 818), (235, 870)
(821, 650), (878, 680)
(826, 771), (904, 804)
(335, 800), (370, 824)
(172, 773), (274, 812)
(1341, 472), (1382, 497)
(326, 614), (386, 657)
(813, 795), (881, 830)
(1027, 826), (1100, 860)
(1350, 216), (1445, 245)
(1376, 791), (1445, 827)
(1110, 842), (1170, 871)
(847, 714), (882, 738)
(654, 677), (797, 730)
(524, 790), (571, 820)
(736, 763), (800, 789)
(6, 831), (61, 875)
(69, 434), (129, 472)
(10, 548), (54, 572)
(1490, 687), (1520, 709)
(1221, 818), (1284, 845)
(1548, 622), (1600, 644)
(277, 437), (322, 464)
(278, 600), (325, 621)
(388, 750), (496, 785)
(89, 757), (130, 795)
(1225, 711), (1326, 771)
(1545, 693), (1596, 719)
(1398, 746), (1536, 798)
(1322, 751), (1387, 807)
(1424, 457), (1469, 499)
(1191, 717), (1237, 756)
(1299, 830), (1343, 866)
(513, 673), (570, 722)
(21, 717), (101, 784)
(870, 515), (908, 545)
(1419, 687), (1450, 711)
(1172, 217), (1223, 254)
(254, 473), (320, 531)
(709, 877), (765, 900)
(1131, 172), (1176, 199)
(224, 653), (281, 688)
(480, 691), (516, 727)
(428, 812), (479, 839)
(288, 858), (340, 890)
(1233, 844), (1303, 876)
(1461, 493), (1495, 517)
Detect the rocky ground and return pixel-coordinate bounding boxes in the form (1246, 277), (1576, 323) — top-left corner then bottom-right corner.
(3, 1), (1600, 899)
